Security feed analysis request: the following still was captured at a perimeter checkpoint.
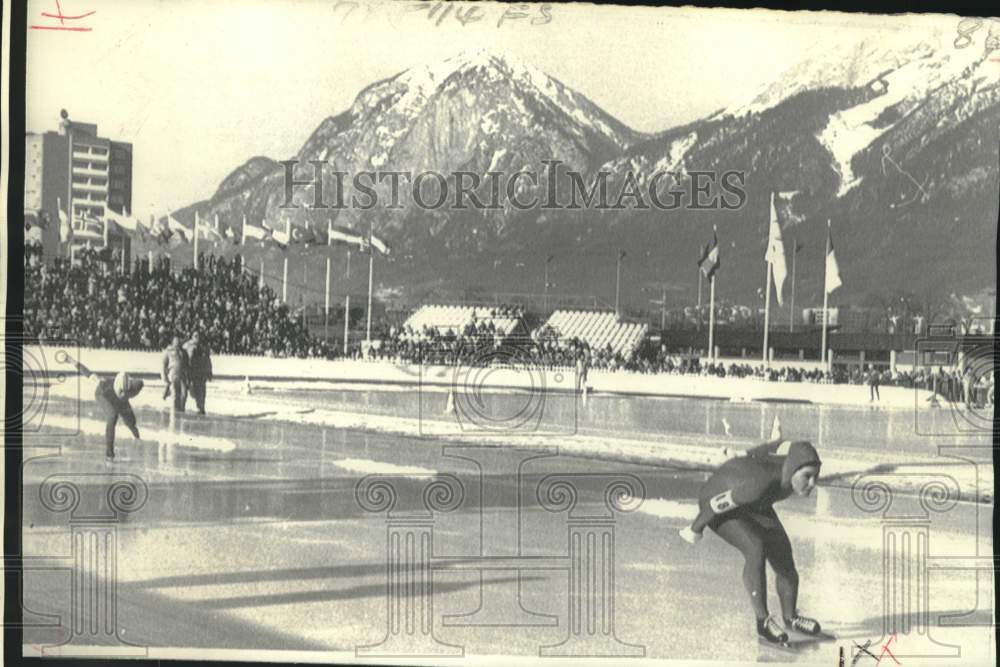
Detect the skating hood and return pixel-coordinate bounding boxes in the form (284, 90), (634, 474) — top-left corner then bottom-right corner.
(780, 441), (821, 489)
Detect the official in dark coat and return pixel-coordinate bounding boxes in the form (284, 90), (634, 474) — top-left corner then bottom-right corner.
(184, 332), (213, 415)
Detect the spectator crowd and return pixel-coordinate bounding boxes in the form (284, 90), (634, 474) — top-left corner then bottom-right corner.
(21, 246), (995, 409)
(24, 246), (334, 358)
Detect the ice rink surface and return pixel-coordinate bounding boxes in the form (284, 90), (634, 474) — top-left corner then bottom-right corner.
(20, 385), (995, 665)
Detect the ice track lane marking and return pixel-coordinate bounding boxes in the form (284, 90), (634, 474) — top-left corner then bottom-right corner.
(331, 457), (438, 479)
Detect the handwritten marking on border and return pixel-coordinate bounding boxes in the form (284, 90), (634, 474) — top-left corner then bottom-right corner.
(30, 0), (95, 31)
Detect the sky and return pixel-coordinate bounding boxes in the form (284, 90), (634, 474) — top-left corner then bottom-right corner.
(25, 0), (937, 214)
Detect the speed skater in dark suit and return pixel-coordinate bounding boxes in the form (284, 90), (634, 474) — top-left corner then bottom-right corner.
(679, 439), (823, 645)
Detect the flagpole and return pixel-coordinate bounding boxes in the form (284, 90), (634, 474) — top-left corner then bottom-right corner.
(708, 274), (716, 360)
(241, 215), (247, 274)
(149, 213), (155, 272)
(344, 250), (351, 356)
(366, 224), (375, 344)
(259, 257), (265, 289)
(763, 260), (773, 365)
(303, 260), (309, 329)
(282, 256), (289, 303)
(822, 219), (831, 366)
(697, 269), (703, 330)
(325, 255), (331, 342)
(102, 212), (110, 250)
(194, 210), (200, 271)
(790, 242), (797, 332)
(282, 217), (289, 303)
(615, 250), (624, 318)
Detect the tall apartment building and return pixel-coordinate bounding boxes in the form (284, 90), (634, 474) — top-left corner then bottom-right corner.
(25, 111), (133, 260)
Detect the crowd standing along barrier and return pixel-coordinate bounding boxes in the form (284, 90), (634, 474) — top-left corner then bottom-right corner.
(25, 345), (947, 408)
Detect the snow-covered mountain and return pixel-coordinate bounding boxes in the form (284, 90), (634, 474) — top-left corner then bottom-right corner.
(176, 37), (998, 309)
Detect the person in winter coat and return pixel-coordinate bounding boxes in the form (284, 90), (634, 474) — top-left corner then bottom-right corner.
(184, 332), (213, 415)
(67, 356), (144, 461)
(867, 366), (881, 402)
(679, 439), (823, 646)
(162, 336), (189, 412)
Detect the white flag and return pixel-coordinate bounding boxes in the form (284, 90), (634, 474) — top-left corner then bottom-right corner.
(825, 224), (842, 294)
(59, 209), (72, 242)
(105, 207), (138, 231)
(244, 220), (268, 241)
(765, 193), (788, 306)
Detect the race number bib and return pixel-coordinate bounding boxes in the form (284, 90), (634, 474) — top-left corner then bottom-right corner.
(709, 489), (737, 513)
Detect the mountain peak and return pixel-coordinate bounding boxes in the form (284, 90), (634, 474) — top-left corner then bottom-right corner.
(389, 48), (552, 99)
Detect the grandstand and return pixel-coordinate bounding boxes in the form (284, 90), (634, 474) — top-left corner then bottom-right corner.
(401, 304), (524, 341)
(540, 310), (647, 359)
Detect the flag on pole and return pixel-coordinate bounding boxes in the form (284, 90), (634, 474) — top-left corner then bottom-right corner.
(105, 207), (138, 231)
(328, 223), (365, 248)
(166, 215), (189, 242)
(291, 223), (317, 246)
(244, 219), (269, 242)
(700, 230), (720, 278)
(135, 215), (153, 242)
(696, 242), (709, 268)
(151, 217), (173, 244)
(195, 215), (224, 241)
(825, 223), (842, 294)
(265, 219), (290, 248)
(368, 231), (391, 256)
(59, 208), (73, 243)
(73, 214), (105, 241)
(765, 193), (788, 306)
(271, 228), (290, 247)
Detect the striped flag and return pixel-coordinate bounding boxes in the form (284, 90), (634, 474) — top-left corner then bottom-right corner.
(765, 193), (788, 306)
(825, 223), (842, 294)
(700, 230), (720, 278)
(696, 242), (709, 268)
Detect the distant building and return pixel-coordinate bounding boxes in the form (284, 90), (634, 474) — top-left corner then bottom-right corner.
(24, 111), (133, 259)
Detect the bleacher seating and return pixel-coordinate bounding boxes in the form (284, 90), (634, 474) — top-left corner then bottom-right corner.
(400, 304), (523, 341)
(540, 310), (647, 359)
